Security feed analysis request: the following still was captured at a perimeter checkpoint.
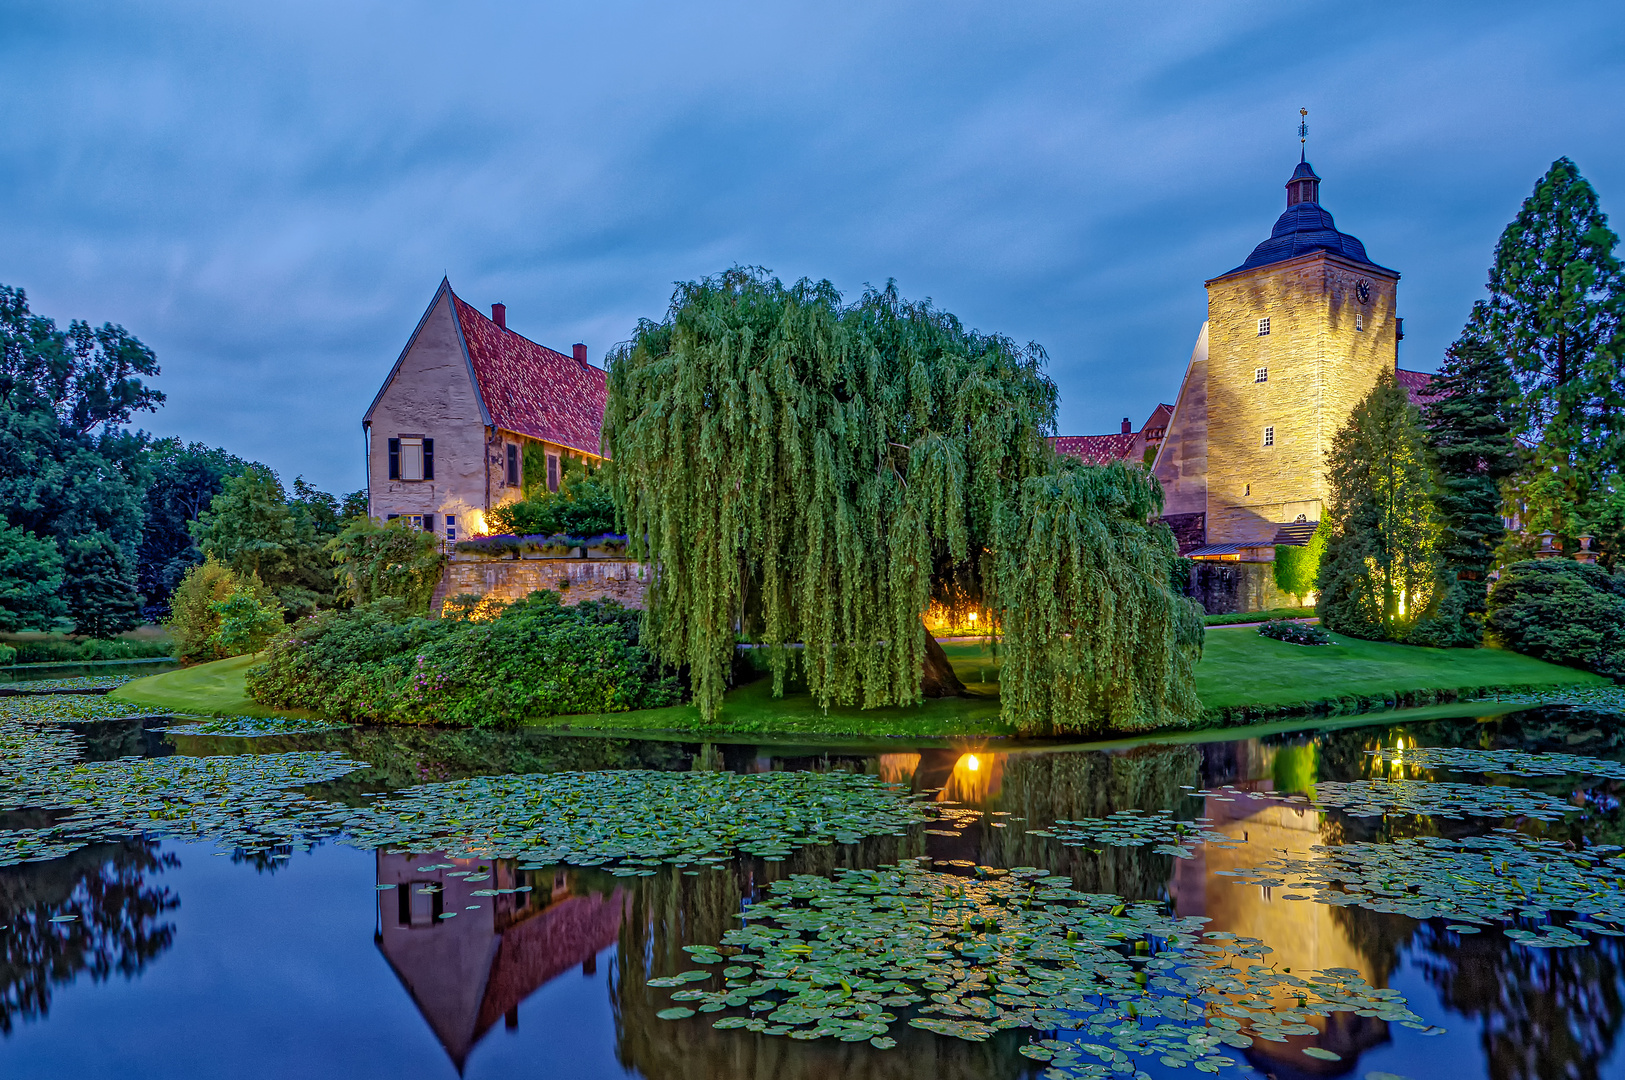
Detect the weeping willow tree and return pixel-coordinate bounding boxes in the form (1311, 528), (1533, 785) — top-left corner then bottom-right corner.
(605, 269), (1202, 734)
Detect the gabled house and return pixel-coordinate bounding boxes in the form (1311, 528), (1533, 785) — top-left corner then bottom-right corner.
(363, 279), (608, 541)
(1049, 403), (1174, 468)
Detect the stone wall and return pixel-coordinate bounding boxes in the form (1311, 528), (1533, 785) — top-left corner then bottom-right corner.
(1188, 561), (1294, 616)
(434, 556), (648, 613)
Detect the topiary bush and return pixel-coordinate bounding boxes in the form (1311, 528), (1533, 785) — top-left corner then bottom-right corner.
(1258, 619), (1332, 646)
(1487, 560), (1625, 679)
(246, 591), (683, 727)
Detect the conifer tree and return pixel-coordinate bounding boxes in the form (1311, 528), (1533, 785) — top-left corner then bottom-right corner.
(1408, 308), (1519, 646)
(61, 531), (143, 639)
(1483, 158), (1625, 562)
(605, 269), (1202, 733)
(1317, 372), (1440, 640)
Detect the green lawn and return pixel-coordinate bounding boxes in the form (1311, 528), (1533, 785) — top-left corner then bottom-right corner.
(111, 629), (1608, 739)
(110, 654), (315, 719)
(1196, 625), (1605, 709)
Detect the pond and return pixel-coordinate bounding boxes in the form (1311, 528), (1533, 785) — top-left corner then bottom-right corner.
(4, 677), (1625, 1080)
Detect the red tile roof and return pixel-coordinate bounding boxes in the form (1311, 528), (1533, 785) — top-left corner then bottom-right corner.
(1050, 432), (1137, 465)
(1049, 404), (1174, 466)
(451, 291), (608, 457)
(1396, 367), (1443, 408)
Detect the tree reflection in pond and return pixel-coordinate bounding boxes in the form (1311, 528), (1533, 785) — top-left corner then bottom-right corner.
(1413, 923), (1625, 1080)
(0, 838), (179, 1032)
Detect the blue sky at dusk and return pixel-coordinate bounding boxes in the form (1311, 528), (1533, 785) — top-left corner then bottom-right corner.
(2, 0), (1622, 495)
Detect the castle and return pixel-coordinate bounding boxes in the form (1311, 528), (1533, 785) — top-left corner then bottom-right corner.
(1058, 152), (1436, 578)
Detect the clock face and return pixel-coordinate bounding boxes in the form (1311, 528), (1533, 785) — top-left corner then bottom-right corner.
(1356, 279), (1371, 304)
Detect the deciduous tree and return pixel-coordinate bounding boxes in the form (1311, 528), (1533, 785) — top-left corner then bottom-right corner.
(605, 269), (1200, 733)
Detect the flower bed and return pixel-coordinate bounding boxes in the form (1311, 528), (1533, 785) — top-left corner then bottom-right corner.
(1258, 619), (1332, 646)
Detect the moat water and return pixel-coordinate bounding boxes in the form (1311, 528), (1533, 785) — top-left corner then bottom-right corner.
(3, 675), (1625, 1080)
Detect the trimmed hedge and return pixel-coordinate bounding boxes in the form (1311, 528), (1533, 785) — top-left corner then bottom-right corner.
(2, 637), (172, 665)
(1258, 620), (1332, 646)
(1488, 560), (1625, 680)
(245, 591), (681, 727)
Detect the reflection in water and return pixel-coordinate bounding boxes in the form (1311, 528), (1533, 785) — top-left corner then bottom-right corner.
(373, 853), (626, 1070)
(0, 838), (179, 1032)
(1415, 923), (1625, 1080)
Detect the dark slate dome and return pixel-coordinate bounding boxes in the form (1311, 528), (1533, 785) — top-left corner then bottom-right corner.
(1221, 159), (1392, 276)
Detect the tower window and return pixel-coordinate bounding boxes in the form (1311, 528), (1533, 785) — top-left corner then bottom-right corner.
(1255, 367), (1268, 383)
(1263, 426), (1275, 447)
(1257, 317), (1271, 336)
(1356, 314), (1363, 332)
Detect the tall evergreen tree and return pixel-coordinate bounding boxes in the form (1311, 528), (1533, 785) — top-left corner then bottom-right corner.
(1483, 158), (1625, 562)
(605, 269), (1201, 733)
(1409, 308), (1520, 646)
(61, 531), (143, 639)
(1317, 372), (1440, 640)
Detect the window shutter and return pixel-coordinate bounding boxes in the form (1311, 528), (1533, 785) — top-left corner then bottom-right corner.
(506, 444), (519, 487)
(422, 513), (435, 534)
(423, 438), (434, 480)
(388, 438), (400, 480)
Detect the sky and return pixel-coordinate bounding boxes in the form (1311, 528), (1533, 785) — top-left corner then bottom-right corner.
(2, 0), (1622, 496)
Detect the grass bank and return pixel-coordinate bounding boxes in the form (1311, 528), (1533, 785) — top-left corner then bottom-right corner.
(111, 654), (314, 719)
(111, 631), (1608, 738)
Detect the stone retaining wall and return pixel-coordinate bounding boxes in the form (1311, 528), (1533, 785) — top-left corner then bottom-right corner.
(435, 557), (648, 613)
(1188, 560), (1294, 615)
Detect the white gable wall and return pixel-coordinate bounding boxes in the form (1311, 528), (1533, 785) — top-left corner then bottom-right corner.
(365, 290), (492, 536)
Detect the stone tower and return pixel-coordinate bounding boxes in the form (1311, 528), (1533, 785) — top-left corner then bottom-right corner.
(1155, 158), (1401, 549)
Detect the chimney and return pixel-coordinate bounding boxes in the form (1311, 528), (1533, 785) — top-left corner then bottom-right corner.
(572, 343), (588, 367)
(491, 303), (506, 329)
(1121, 417), (1132, 435)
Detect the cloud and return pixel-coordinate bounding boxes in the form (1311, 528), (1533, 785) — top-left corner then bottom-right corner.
(1, 0), (1621, 493)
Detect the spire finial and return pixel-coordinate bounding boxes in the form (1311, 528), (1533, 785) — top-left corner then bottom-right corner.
(1298, 107), (1308, 162)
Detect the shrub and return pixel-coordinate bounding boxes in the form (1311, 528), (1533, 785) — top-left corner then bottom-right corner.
(327, 517), (445, 614)
(1258, 620), (1332, 646)
(1487, 560), (1625, 678)
(246, 591), (683, 727)
(490, 457), (617, 536)
(167, 558), (280, 662)
(0, 643), (16, 665)
(5, 637), (173, 663)
(211, 586), (285, 655)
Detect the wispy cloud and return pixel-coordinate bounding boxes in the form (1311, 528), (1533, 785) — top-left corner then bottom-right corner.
(2, 0), (1621, 492)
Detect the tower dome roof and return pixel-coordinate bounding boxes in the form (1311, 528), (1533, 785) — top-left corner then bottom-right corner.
(1220, 159), (1393, 277)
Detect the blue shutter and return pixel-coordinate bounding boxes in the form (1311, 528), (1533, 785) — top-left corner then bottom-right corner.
(388, 438), (400, 480)
(423, 438), (434, 480)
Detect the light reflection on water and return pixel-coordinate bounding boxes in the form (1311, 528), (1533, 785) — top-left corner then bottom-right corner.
(3, 703), (1625, 1078)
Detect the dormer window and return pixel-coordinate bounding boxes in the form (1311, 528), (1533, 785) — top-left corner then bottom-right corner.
(1258, 317), (1271, 336)
(1255, 367), (1268, 383)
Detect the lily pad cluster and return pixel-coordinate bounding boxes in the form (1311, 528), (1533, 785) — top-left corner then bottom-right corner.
(0, 675), (139, 693)
(345, 769), (933, 868)
(1368, 746), (1625, 781)
(1037, 809), (1239, 859)
(1468, 685), (1625, 711)
(1223, 829), (1625, 945)
(0, 694), (173, 725)
(0, 743), (368, 865)
(1309, 779), (1576, 821)
(158, 716), (353, 738)
(651, 859), (1434, 1073)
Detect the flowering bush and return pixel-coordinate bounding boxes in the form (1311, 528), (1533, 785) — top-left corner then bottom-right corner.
(1258, 619), (1332, 646)
(454, 532), (631, 558)
(246, 592), (682, 727)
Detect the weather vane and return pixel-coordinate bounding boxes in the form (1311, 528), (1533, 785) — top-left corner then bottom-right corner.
(1298, 107), (1308, 161)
